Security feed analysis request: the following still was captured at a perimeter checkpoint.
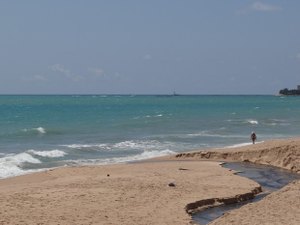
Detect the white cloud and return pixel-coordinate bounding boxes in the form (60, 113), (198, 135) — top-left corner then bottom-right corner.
(33, 75), (47, 81)
(49, 64), (83, 81)
(50, 64), (71, 77)
(21, 74), (48, 82)
(237, 2), (282, 15)
(251, 2), (282, 12)
(88, 68), (105, 77)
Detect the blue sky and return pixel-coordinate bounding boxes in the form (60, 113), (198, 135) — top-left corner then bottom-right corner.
(0, 0), (299, 94)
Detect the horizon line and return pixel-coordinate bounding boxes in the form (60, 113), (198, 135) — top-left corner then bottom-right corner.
(0, 93), (277, 96)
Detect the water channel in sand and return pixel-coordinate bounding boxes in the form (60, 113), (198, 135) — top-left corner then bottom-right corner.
(192, 162), (300, 225)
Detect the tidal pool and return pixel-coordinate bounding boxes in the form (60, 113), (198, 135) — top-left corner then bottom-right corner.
(192, 162), (300, 225)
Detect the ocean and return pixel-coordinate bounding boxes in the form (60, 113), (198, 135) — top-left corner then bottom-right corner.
(1, 95), (300, 179)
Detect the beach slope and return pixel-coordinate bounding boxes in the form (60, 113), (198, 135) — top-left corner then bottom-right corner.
(174, 138), (300, 225)
(210, 180), (300, 225)
(0, 161), (259, 225)
(174, 138), (300, 173)
(0, 138), (299, 224)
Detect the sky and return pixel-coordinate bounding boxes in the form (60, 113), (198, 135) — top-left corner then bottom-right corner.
(0, 0), (299, 95)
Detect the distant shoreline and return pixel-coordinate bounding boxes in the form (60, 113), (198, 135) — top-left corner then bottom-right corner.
(0, 94), (277, 96)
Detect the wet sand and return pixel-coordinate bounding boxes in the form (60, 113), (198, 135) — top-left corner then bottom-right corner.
(193, 162), (300, 224)
(173, 137), (300, 225)
(0, 137), (299, 225)
(210, 179), (300, 225)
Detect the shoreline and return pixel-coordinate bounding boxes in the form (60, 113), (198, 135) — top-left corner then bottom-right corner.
(0, 137), (299, 224)
(173, 137), (300, 173)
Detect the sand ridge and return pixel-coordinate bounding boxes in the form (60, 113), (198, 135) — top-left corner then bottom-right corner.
(174, 138), (300, 173)
(173, 138), (300, 225)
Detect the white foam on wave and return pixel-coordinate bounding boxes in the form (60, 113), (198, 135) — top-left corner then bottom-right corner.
(222, 141), (264, 149)
(114, 140), (174, 151)
(63, 143), (109, 150)
(114, 141), (136, 148)
(65, 149), (175, 166)
(247, 120), (258, 125)
(138, 149), (174, 159)
(64, 144), (93, 149)
(132, 114), (164, 120)
(35, 127), (46, 134)
(116, 149), (175, 162)
(114, 140), (160, 149)
(186, 132), (244, 139)
(227, 119), (259, 125)
(23, 127), (46, 134)
(27, 149), (67, 158)
(64, 140), (166, 151)
(223, 142), (253, 148)
(144, 114), (163, 118)
(187, 132), (226, 138)
(0, 153), (41, 179)
(263, 119), (290, 126)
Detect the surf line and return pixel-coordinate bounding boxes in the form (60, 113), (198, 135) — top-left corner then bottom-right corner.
(190, 162), (300, 225)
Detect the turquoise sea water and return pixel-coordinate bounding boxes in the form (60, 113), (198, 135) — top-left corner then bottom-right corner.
(1, 95), (300, 178)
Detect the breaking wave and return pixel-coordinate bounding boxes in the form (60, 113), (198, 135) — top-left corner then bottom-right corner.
(247, 120), (259, 125)
(0, 153), (41, 179)
(27, 149), (67, 158)
(186, 131), (245, 139)
(23, 127), (47, 134)
(63, 140), (171, 152)
(64, 149), (175, 166)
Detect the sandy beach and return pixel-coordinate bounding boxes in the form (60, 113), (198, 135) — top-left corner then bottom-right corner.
(0, 138), (299, 225)
(174, 137), (300, 225)
(210, 180), (300, 225)
(174, 137), (300, 173)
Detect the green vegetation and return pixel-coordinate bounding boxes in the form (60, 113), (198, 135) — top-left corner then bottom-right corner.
(279, 88), (300, 95)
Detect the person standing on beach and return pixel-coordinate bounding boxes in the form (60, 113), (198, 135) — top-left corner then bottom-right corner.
(251, 132), (257, 144)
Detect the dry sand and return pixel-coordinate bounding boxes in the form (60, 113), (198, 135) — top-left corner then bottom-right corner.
(0, 161), (259, 225)
(0, 137), (299, 225)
